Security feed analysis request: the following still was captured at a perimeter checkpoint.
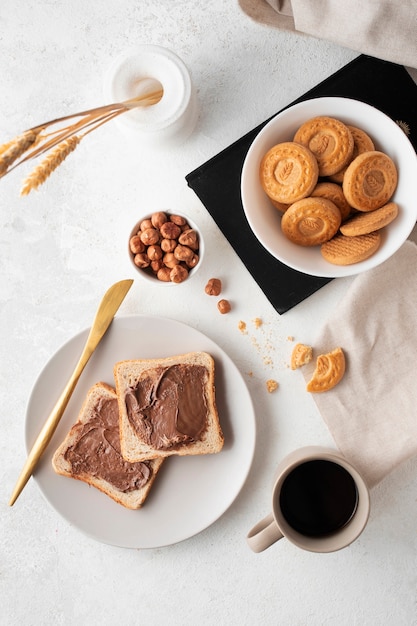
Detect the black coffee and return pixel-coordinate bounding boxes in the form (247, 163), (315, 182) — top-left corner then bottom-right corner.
(279, 460), (358, 537)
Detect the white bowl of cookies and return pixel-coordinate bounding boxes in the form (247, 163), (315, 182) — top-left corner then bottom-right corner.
(241, 97), (417, 277)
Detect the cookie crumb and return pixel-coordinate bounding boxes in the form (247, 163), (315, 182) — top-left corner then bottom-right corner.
(252, 317), (263, 328)
(287, 335), (294, 342)
(266, 379), (279, 393)
(238, 320), (247, 334)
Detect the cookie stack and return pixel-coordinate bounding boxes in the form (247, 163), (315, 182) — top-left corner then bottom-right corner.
(259, 116), (399, 265)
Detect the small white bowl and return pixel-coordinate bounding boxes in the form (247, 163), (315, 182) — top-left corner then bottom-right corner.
(128, 212), (204, 284)
(241, 97), (417, 277)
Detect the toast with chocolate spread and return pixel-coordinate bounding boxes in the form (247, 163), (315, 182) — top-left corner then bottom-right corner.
(113, 351), (224, 462)
(52, 382), (164, 509)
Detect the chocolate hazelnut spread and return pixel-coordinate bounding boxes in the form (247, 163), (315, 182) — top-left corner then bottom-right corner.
(125, 364), (208, 450)
(64, 397), (152, 492)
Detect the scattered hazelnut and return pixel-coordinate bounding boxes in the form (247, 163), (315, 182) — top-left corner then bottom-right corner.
(160, 221), (181, 240)
(217, 299), (231, 314)
(205, 278), (222, 296)
(129, 235), (145, 255)
(170, 265), (189, 283)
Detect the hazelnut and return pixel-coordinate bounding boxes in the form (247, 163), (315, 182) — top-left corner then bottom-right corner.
(157, 267), (172, 282)
(151, 211), (168, 229)
(205, 278), (222, 296)
(170, 265), (189, 283)
(150, 259), (164, 273)
(174, 244), (194, 263)
(139, 218), (153, 231)
(187, 253), (199, 269)
(170, 214), (187, 226)
(179, 229), (199, 250)
(129, 235), (145, 255)
(147, 244), (163, 261)
(161, 238), (177, 253)
(140, 228), (160, 246)
(163, 252), (179, 269)
(217, 299), (231, 314)
(160, 221), (181, 240)
(134, 253), (150, 269)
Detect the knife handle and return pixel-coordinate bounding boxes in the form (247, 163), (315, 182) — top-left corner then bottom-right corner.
(8, 348), (91, 506)
(8, 278), (133, 506)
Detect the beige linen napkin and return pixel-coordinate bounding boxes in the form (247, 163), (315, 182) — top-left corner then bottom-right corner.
(300, 240), (417, 488)
(239, 0), (417, 69)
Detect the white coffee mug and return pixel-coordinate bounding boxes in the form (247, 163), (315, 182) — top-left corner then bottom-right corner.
(247, 446), (370, 553)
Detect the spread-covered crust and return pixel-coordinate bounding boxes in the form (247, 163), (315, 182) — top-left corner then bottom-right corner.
(63, 396), (153, 492)
(124, 364), (208, 451)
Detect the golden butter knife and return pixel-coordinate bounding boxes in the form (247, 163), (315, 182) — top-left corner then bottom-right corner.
(9, 278), (134, 506)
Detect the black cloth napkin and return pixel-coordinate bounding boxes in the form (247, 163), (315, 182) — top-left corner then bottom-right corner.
(186, 55), (417, 314)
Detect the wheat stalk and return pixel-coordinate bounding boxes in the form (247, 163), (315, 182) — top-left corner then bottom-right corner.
(19, 106), (130, 195)
(0, 82), (163, 195)
(0, 130), (40, 175)
(20, 136), (80, 196)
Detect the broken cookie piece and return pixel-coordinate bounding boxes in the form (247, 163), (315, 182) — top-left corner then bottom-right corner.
(290, 343), (313, 370)
(306, 347), (345, 393)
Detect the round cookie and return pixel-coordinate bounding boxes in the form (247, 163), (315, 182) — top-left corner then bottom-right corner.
(293, 116), (354, 176)
(321, 231), (381, 265)
(281, 197), (341, 246)
(342, 151), (398, 212)
(340, 202), (398, 236)
(260, 141), (319, 204)
(311, 181), (352, 221)
(330, 125), (375, 183)
(270, 198), (290, 213)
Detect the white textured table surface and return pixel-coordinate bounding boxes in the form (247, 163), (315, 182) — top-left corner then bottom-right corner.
(2, 2), (417, 625)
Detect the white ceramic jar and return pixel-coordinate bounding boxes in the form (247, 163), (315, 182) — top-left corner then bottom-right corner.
(104, 45), (198, 147)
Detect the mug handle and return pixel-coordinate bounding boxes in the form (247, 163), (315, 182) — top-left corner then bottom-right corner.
(246, 513), (284, 552)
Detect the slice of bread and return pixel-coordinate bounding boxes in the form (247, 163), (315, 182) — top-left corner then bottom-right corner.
(113, 351), (224, 462)
(52, 382), (164, 509)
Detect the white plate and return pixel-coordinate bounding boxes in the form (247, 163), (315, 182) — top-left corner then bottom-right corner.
(241, 97), (417, 278)
(25, 315), (256, 548)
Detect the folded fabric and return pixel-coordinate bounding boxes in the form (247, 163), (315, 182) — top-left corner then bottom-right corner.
(301, 240), (417, 487)
(239, 0), (417, 69)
